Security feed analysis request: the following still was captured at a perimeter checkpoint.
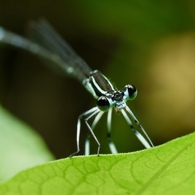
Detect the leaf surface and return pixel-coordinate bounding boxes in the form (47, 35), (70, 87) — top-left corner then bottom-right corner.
(0, 132), (195, 195)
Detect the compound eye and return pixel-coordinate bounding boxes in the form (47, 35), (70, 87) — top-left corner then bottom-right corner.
(97, 96), (111, 111)
(124, 84), (137, 100)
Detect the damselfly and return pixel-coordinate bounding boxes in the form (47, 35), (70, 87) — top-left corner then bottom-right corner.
(0, 20), (154, 156)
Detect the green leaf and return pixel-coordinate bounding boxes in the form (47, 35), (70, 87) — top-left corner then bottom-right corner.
(0, 132), (194, 195)
(0, 105), (54, 182)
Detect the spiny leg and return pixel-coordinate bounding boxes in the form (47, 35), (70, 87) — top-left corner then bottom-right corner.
(84, 116), (101, 156)
(125, 106), (154, 147)
(107, 109), (118, 154)
(121, 108), (153, 149)
(85, 111), (104, 156)
(70, 107), (99, 157)
(84, 134), (91, 156)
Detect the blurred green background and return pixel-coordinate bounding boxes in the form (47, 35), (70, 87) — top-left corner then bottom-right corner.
(0, 0), (195, 158)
